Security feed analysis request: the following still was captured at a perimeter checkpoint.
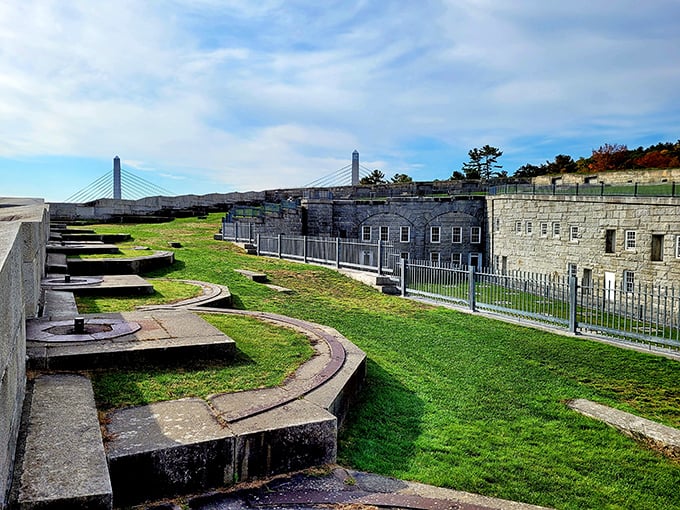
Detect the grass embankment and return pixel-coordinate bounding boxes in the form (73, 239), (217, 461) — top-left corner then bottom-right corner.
(81, 214), (680, 510)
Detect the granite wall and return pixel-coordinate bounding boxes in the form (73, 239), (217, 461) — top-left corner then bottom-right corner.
(0, 198), (49, 508)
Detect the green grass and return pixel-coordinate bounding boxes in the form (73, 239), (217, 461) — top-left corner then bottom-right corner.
(75, 279), (203, 313)
(91, 313), (314, 409)
(66, 248), (150, 259)
(82, 214), (680, 510)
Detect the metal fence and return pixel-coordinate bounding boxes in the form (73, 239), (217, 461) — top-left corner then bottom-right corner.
(489, 181), (680, 197)
(400, 260), (680, 352)
(256, 234), (400, 274)
(221, 221), (256, 243)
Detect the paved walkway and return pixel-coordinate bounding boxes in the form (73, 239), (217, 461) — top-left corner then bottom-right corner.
(179, 467), (551, 510)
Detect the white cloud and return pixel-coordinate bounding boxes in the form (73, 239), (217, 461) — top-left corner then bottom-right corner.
(1, 0), (679, 196)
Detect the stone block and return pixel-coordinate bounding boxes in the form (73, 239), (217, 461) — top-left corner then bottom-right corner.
(11, 374), (112, 510)
(107, 398), (234, 506)
(231, 399), (337, 481)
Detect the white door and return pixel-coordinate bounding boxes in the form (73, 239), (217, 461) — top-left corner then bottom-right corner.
(604, 271), (615, 302)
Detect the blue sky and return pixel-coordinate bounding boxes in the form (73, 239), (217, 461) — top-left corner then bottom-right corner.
(1, 0), (679, 202)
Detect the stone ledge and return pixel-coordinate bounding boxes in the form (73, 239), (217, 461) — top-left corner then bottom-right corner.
(234, 269), (268, 283)
(567, 398), (680, 458)
(10, 374), (112, 510)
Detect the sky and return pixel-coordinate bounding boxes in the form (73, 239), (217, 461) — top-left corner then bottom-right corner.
(1, 0), (679, 202)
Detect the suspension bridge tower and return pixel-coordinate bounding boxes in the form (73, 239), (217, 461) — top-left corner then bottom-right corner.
(351, 150), (359, 186)
(113, 156), (122, 200)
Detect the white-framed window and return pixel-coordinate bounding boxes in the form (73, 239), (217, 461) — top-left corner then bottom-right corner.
(553, 222), (561, 238)
(623, 270), (635, 293)
(515, 220), (522, 233)
(400, 252), (409, 260)
(625, 230), (637, 250)
(494, 217), (501, 232)
(470, 226), (482, 244)
(525, 221), (533, 235)
(400, 226), (410, 243)
(379, 226), (389, 242)
(676, 236), (680, 258)
(430, 226), (441, 243)
(570, 225), (580, 242)
(540, 222), (548, 237)
(452, 226), (462, 244)
(361, 225), (371, 242)
(430, 252), (440, 264)
(451, 253), (462, 266)
(568, 263), (578, 279)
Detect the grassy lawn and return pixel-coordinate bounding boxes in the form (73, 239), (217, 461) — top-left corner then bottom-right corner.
(76, 279), (203, 312)
(82, 214), (680, 510)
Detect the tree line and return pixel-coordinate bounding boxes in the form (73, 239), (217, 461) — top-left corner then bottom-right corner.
(358, 140), (680, 185)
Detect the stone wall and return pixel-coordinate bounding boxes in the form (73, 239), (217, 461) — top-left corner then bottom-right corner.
(0, 198), (49, 508)
(487, 194), (680, 288)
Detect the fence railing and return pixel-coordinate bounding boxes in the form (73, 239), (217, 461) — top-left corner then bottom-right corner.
(256, 234), (400, 274)
(399, 260), (680, 352)
(489, 181), (680, 198)
(221, 221), (257, 243)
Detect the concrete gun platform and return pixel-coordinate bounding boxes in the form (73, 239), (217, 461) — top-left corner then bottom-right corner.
(42, 273), (154, 295)
(26, 309), (236, 370)
(103, 309), (367, 506)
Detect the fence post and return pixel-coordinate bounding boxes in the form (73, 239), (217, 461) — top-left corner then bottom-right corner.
(569, 276), (578, 334)
(303, 235), (308, 264)
(335, 237), (341, 269)
(400, 258), (407, 296)
(634, 182), (638, 196)
(600, 182), (604, 196)
(222, 216), (227, 241)
(249, 223), (253, 243)
(235, 222), (239, 241)
(673, 181), (676, 197)
(256, 234), (261, 256)
(575, 183), (579, 196)
(277, 234), (282, 259)
(377, 240), (383, 275)
(468, 265), (476, 312)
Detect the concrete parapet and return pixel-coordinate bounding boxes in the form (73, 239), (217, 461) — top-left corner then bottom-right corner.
(0, 199), (49, 509)
(66, 250), (175, 275)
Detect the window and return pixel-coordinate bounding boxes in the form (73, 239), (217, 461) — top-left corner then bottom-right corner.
(651, 234), (664, 261)
(605, 229), (616, 253)
(553, 222), (561, 237)
(582, 268), (593, 295)
(623, 270), (635, 293)
(400, 226), (410, 243)
(568, 263), (577, 279)
(494, 217), (501, 232)
(452, 226), (462, 244)
(570, 225), (579, 242)
(625, 230), (637, 250)
(400, 252), (409, 260)
(379, 226), (389, 242)
(451, 253), (462, 266)
(540, 222), (548, 237)
(361, 226), (371, 242)
(470, 226), (481, 244)
(430, 226), (441, 243)
(525, 221), (533, 235)
(676, 236), (680, 258)
(515, 221), (522, 233)
(430, 252), (440, 264)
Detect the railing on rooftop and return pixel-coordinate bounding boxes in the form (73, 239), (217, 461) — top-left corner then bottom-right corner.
(489, 181), (680, 197)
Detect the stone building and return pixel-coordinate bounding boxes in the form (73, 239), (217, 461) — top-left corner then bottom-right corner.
(487, 194), (680, 289)
(303, 196), (487, 267)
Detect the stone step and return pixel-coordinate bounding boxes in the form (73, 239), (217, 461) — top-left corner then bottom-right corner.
(41, 290), (78, 319)
(10, 374), (112, 509)
(45, 253), (68, 273)
(234, 269), (268, 283)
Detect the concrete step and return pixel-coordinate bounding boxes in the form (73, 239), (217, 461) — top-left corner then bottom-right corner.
(234, 269), (268, 283)
(45, 253), (68, 274)
(41, 290), (78, 319)
(10, 374), (112, 509)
